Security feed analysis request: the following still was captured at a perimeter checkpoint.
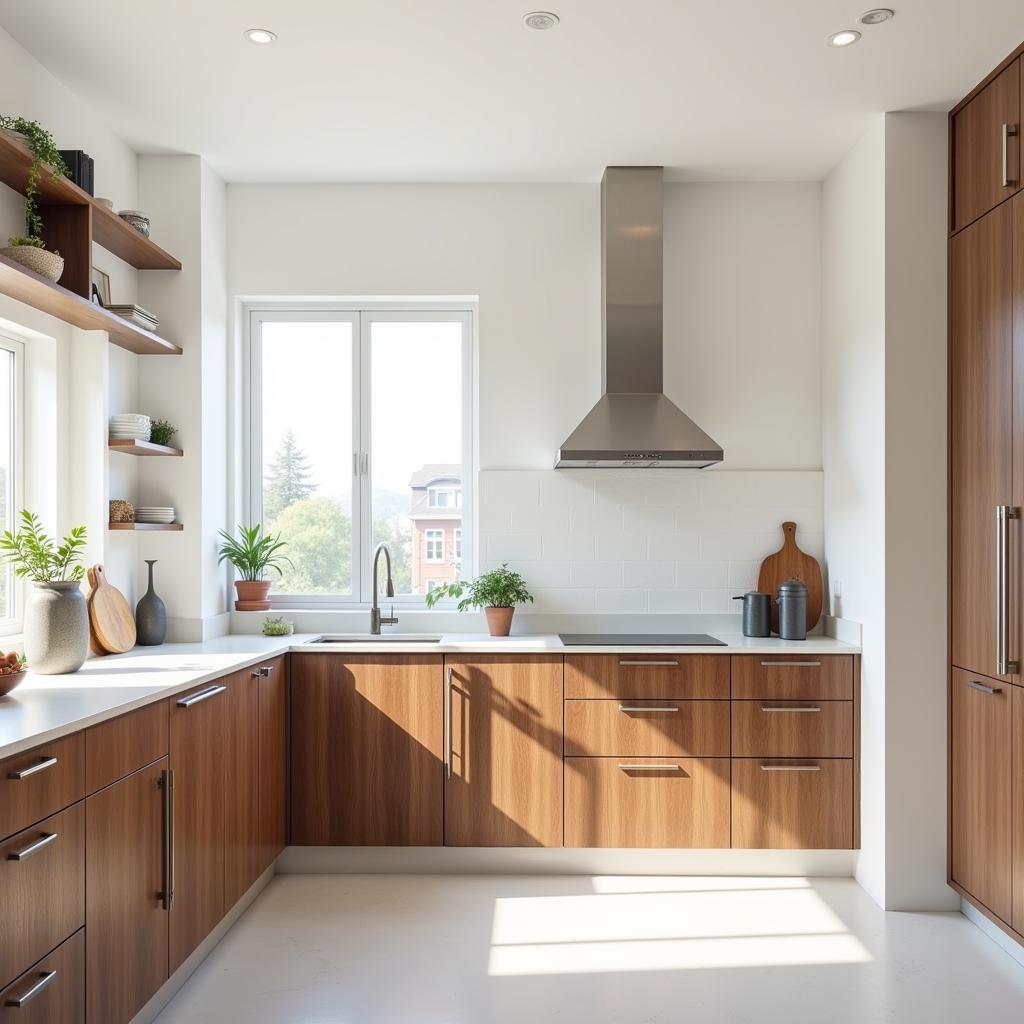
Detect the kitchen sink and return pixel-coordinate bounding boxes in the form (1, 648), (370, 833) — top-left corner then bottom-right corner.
(306, 634), (443, 644)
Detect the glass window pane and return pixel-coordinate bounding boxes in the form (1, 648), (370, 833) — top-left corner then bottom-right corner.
(0, 349), (12, 621)
(370, 320), (464, 597)
(260, 321), (353, 595)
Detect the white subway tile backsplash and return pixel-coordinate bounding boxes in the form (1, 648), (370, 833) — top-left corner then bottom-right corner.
(478, 469), (824, 620)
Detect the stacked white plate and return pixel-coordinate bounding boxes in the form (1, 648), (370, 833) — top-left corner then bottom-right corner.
(110, 413), (151, 441)
(135, 507), (176, 525)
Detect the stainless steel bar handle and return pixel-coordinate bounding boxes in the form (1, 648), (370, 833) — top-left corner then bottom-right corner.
(444, 667), (453, 782)
(160, 768), (174, 910)
(760, 764), (821, 772)
(968, 681), (1000, 695)
(176, 684), (227, 707)
(618, 659), (678, 667)
(995, 505), (1020, 675)
(759, 706), (821, 713)
(1003, 123), (1019, 187)
(618, 764), (682, 771)
(7, 831), (58, 861)
(7, 755), (58, 780)
(5, 969), (57, 1007)
(618, 704), (680, 713)
(760, 661), (821, 668)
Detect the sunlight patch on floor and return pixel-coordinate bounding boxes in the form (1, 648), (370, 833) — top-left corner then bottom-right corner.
(488, 876), (872, 975)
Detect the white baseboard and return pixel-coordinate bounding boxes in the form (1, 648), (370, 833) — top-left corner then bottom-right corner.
(961, 899), (1024, 968)
(277, 846), (857, 876)
(130, 864), (275, 1024)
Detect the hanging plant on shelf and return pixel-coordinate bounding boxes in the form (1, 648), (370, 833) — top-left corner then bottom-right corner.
(0, 115), (70, 283)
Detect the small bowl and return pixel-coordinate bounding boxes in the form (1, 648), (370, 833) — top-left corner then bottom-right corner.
(95, 197), (114, 210)
(0, 668), (25, 697)
(118, 210), (151, 237)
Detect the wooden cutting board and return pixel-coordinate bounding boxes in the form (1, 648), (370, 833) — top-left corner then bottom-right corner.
(85, 567), (108, 656)
(757, 522), (823, 632)
(88, 564), (136, 654)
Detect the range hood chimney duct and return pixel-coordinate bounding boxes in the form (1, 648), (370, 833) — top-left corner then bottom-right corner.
(555, 166), (724, 469)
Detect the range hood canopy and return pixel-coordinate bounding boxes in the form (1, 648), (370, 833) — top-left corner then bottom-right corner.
(556, 166), (724, 469)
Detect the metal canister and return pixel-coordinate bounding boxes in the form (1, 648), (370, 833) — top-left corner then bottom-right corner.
(777, 579), (808, 640)
(733, 591), (771, 637)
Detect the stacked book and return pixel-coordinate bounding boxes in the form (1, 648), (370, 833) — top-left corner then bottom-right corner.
(105, 304), (159, 331)
(58, 150), (94, 195)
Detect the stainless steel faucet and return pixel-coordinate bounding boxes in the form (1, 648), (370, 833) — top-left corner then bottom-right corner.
(370, 542), (398, 635)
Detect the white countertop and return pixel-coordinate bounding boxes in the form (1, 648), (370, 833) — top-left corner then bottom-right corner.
(0, 632), (858, 759)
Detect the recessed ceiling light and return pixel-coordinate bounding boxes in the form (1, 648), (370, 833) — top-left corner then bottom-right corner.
(523, 11), (560, 30)
(828, 29), (861, 47)
(244, 28), (277, 45)
(858, 8), (895, 25)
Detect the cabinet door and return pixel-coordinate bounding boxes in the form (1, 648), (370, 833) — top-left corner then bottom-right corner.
(86, 758), (169, 1024)
(290, 655), (443, 846)
(952, 59), (1020, 231)
(950, 669), (1013, 921)
(950, 202), (1015, 679)
(444, 656), (563, 847)
(168, 680), (229, 972)
(1012, 685), (1024, 933)
(258, 658), (288, 872)
(224, 667), (260, 909)
(0, 929), (84, 1024)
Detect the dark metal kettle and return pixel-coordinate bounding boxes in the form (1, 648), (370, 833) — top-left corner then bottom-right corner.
(733, 591), (771, 637)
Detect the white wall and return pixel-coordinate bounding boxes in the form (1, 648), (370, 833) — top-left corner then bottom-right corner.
(823, 112), (955, 912)
(227, 181), (823, 473)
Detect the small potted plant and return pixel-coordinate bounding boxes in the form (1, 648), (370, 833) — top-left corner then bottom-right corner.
(0, 116), (70, 282)
(217, 523), (291, 611)
(0, 511), (88, 674)
(262, 615), (294, 637)
(425, 563), (534, 636)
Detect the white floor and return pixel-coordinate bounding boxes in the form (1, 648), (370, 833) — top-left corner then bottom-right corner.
(155, 874), (1024, 1023)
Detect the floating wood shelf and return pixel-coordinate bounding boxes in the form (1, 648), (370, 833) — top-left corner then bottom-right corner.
(108, 439), (183, 457)
(0, 251), (181, 354)
(109, 522), (183, 532)
(0, 132), (181, 270)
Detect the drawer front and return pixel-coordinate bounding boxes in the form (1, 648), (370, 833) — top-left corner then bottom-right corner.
(0, 804), (84, 989)
(731, 655), (854, 700)
(0, 733), (85, 842)
(565, 699), (729, 756)
(732, 700), (853, 757)
(565, 757), (730, 848)
(86, 700), (169, 793)
(731, 758), (853, 849)
(0, 929), (84, 1024)
(565, 655), (728, 700)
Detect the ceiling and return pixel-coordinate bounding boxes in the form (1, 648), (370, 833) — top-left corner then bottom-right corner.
(3, 0), (1024, 183)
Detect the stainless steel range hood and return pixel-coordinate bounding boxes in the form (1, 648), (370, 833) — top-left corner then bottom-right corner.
(556, 166), (724, 469)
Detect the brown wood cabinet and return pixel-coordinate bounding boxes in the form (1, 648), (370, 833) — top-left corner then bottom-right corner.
(168, 679), (229, 972)
(950, 669), (1014, 921)
(564, 699), (729, 757)
(225, 666), (261, 908)
(258, 657), (288, 872)
(731, 700), (853, 758)
(290, 654), (444, 846)
(1013, 685), (1024, 933)
(444, 656), (563, 847)
(565, 757), (730, 848)
(0, 733), (85, 842)
(565, 653), (728, 699)
(85, 758), (169, 1024)
(951, 58), (1021, 232)
(731, 655), (853, 700)
(84, 701), (167, 794)
(0, 929), (84, 1024)
(0, 803), (84, 990)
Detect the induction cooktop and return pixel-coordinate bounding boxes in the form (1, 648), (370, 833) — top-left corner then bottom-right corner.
(557, 633), (726, 646)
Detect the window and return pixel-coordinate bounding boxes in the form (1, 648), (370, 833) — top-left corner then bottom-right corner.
(246, 306), (473, 605)
(0, 335), (22, 633)
(453, 528), (462, 564)
(424, 529), (444, 562)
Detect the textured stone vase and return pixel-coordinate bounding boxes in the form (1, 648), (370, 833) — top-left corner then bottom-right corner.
(24, 581), (89, 674)
(135, 559), (167, 646)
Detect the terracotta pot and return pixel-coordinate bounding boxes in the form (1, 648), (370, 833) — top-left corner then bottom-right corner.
(234, 579), (272, 611)
(484, 606), (515, 637)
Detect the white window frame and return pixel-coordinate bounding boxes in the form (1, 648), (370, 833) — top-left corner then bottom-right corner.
(0, 332), (24, 636)
(424, 528), (444, 563)
(427, 484), (460, 509)
(453, 528), (462, 564)
(244, 303), (475, 607)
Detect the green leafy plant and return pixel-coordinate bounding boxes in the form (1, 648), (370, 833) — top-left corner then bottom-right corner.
(217, 524), (292, 582)
(261, 615), (294, 637)
(424, 563), (534, 611)
(0, 510), (86, 582)
(149, 419), (177, 447)
(0, 116), (70, 250)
